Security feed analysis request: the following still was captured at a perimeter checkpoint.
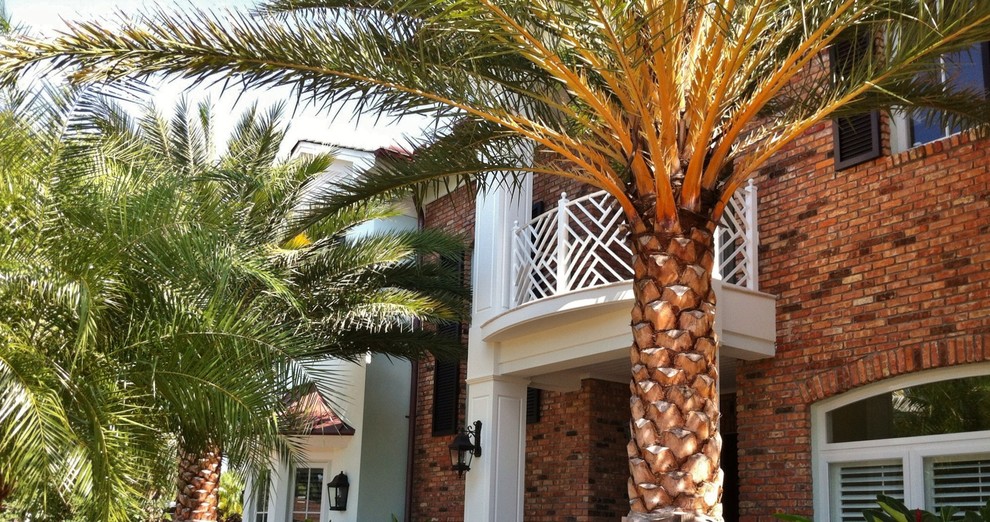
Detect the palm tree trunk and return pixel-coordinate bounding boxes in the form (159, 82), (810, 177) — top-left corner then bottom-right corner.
(0, 474), (12, 513)
(626, 215), (723, 522)
(174, 447), (222, 522)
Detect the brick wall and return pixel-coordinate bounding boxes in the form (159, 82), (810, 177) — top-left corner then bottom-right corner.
(532, 172), (598, 215)
(736, 126), (990, 519)
(524, 379), (629, 522)
(410, 354), (469, 522)
(411, 185), (475, 522)
(412, 180), (632, 522)
(531, 148), (601, 217)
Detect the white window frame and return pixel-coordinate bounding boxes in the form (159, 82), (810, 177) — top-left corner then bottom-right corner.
(244, 470), (274, 522)
(287, 463), (328, 522)
(812, 363), (990, 522)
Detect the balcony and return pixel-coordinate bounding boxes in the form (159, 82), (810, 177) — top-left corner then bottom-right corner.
(476, 182), (774, 385)
(511, 181), (760, 306)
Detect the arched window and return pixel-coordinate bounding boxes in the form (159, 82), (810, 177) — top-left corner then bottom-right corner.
(812, 364), (990, 521)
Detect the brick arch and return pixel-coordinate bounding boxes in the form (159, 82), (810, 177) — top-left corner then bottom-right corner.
(799, 334), (990, 403)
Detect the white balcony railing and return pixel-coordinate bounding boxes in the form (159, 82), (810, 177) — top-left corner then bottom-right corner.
(511, 181), (758, 307)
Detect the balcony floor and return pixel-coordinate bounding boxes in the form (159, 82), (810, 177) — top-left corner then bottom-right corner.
(477, 278), (775, 391)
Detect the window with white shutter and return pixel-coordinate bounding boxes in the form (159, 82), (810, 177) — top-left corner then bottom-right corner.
(812, 365), (990, 522)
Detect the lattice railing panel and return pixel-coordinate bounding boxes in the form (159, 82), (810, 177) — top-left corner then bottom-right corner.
(714, 185), (755, 288)
(512, 183), (757, 307)
(561, 192), (633, 292)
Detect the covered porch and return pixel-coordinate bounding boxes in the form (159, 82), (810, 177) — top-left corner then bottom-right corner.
(461, 179), (776, 522)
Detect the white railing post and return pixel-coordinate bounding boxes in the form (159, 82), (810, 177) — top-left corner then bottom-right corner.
(713, 218), (723, 281)
(556, 192), (570, 295)
(511, 220), (521, 306)
(745, 180), (759, 291)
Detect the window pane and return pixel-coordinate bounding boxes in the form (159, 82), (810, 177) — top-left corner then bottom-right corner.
(911, 108), (946, 147)
(831, 462), (904, 522)
(945, 44), (987, 134)
(909, 44), (987, 146)
(309, 470), (323, 503)
(926, 456), (990, 512)
(828, 375), (990, 443)
(946, 45), (986, 93)
(292, 467), (323, 521)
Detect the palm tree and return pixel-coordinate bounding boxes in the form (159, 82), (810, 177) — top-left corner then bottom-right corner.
(0, 85), (467, 520)
(2, 0), (990, 519)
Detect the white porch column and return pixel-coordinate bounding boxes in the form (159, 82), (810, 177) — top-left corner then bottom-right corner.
(471, 165), (532, 327)
(465, 161), (533, 522)
(462, 375), (529, 522)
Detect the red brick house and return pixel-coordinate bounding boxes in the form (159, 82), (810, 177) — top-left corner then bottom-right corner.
(407, 59), (990, 522)
(245, 52), (990, 522)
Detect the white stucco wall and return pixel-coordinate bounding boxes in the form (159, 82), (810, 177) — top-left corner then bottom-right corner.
(245, 357), (413, 522)
(245, 359), (366, 522)
(356, 355), (412, 521)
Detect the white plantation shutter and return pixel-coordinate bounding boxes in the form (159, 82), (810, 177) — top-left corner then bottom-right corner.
(927, 456), (990, 512)
(832, 462), (905, 522)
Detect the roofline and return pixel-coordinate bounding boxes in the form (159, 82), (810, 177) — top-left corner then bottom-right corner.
(290, 139), (411, 158)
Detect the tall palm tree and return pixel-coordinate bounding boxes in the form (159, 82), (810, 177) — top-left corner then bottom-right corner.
(0, 85), (467, 521)
(2, 0), (990, 519)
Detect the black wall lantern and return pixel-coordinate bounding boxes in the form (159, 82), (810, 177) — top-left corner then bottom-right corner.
(326, 471), (349, 511)
(448, 420), (482, 476)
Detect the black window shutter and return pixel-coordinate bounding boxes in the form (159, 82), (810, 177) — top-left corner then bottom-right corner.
(432, 253), (465, 437)
(831, 31), (881, 171)
(526, 387), (541, 424)
(432, 359), (460, 436)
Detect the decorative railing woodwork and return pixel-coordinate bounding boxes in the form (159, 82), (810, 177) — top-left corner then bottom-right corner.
(511, 181), (758, 307)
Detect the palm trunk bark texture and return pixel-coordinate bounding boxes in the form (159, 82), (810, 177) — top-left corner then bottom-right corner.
(174, 447), (222, 522)
(626, 217), (723, 522)
(0, 474), (11, 513)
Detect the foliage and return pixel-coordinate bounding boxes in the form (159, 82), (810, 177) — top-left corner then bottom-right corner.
(0, 84), (468, 520)
(218, 469), (245, 522)
(774, 496), (990, 522)
(863, 495), (990, 522)
(1, 0), (989, 231)
(0, 0), (8, 34)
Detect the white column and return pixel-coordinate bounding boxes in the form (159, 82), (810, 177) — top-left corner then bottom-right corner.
(464, 148), (533, 522)
(471, 167), (532, 327)
(462, 375), (529, 522)
(744, 179), (759, 291)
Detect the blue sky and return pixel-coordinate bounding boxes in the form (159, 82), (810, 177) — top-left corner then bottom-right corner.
(6, 0), (433, 154)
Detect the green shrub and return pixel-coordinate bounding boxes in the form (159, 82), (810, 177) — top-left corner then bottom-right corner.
(775, 495), (990, 522)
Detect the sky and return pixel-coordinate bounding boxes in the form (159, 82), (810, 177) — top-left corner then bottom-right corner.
(5, 0), (434, 155)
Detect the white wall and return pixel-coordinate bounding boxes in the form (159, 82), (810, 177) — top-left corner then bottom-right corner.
(356, 355), (412, 521)
(246, 358), (367, 522)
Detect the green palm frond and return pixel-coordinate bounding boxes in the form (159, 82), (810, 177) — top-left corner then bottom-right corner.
(1, 76), (469, 518)
(3, 0), (989, 227)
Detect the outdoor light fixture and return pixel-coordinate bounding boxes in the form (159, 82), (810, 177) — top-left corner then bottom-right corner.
(448, 420), (482, 476)
(326, 471), (349, 511)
